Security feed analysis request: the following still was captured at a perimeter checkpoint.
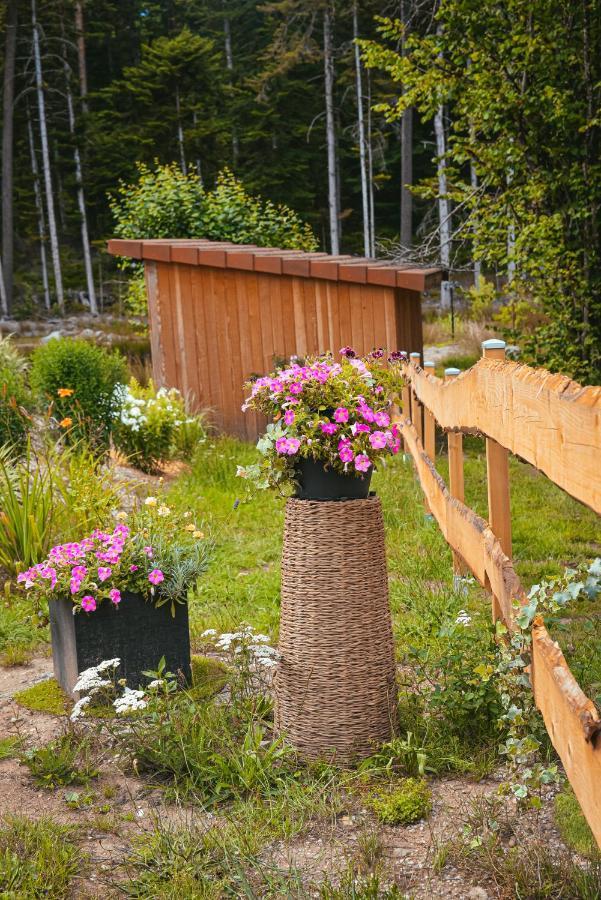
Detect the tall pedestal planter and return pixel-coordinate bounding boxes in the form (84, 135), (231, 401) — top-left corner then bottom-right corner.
(275, 497), (398, 762)
(49, 593), (191, 696)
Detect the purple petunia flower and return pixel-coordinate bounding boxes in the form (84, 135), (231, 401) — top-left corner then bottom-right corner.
(355, 454), (372, 473)
(148, 569), (164, 585)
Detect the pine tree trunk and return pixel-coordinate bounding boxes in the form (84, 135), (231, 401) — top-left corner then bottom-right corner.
(323, 5), (340, 255)
(1, 0), (18, 315)
(175, 86), (187, 175)
(27, 103), (50, 309)
(353, 2), (370, 257)
(62, 31), (97, 314)
(32, 0), (64, 312)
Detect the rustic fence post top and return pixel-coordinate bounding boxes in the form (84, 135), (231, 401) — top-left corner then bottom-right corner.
(444, 367), (461, 377)
(424, 361), (435, 370)
(107, 238), (442, 293)
(482, 338), (506, 351)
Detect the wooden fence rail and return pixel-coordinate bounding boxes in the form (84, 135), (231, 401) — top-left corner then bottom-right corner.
(400, 340), (601, 847)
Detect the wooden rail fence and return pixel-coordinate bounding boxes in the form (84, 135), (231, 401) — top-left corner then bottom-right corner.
(400, 339), (601, 847)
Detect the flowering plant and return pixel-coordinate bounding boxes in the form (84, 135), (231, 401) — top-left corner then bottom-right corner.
(237, 348), (405, 492)
(17, 496), (209, 617)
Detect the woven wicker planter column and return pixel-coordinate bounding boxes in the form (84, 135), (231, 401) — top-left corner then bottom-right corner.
(275, 496), (398, 762)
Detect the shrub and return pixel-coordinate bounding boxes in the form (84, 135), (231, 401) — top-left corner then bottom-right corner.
(370, 778), (432, 826)
(30, 338), (127, 449)
(0, 364), (29, 447)
(113, 378), (205, 473)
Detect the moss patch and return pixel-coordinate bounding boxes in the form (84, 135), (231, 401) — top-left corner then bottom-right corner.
(554, 787), (599, 859)
(13, 677), (71, 716)
(190, 654), (229, 700)
(370, 778), (432, 826)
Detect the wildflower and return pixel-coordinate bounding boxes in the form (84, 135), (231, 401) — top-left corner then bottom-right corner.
(339, 346), (356, 358)
(333, 407), (349, 424)
(148, 569), (164, 585)
(109, 589), (121, 605)
(355, 454), (372, 473)
(369, 431), (388, 450)
(144, 496), (157, 507)
(81, 595), (96, 612)
(201, 628), (217, 638)
(369, 348), (384, 359)
(284, 409), (295, 426)
(70, 696), (91, 721)
(157, 505), (171, 517)
(455, 610), (472, 627)
(57, 387), (74, 398)
(59, 417), (73, 428)
(97, 566), (112, 582)
(143, 546), (153, 557)
(193, 530), (204, 539)
(388, 350), (406, 362)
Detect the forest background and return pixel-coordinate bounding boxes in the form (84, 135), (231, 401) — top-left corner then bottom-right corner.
(1, 1), (600, 382)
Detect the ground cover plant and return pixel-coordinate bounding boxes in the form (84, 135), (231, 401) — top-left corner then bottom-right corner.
(0, 433), (599, 896)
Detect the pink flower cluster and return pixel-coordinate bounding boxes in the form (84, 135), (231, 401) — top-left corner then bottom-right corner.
(17, 523), (164, 614)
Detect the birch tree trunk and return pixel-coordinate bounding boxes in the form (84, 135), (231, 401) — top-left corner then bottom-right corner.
(32, 0), (64, 312)
(0, 257), (7, 318)
(353, 2), (370, 256)
(62, 35), (97, 314)
(1, 0), (18, 315)
(434, 101), (451, 307)
(223, 7), (239, 166)
(366, 69), (375, 257)
(323, 5), (340, 255)
(27, 103), (50, 309)
(470, 161), (481, 288)
(74, 1), (88, 114)
(175, 86), (187, 175)
(399, 0), (412, 250)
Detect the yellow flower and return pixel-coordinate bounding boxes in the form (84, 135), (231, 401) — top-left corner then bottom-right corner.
(145, 496), (157, 507)
(193, 530), (205, 539)
(185, 523), (196, 532)
(59, 417), (73, 428)
(57, 387), (74, 398)
(115, 511), (127, 521)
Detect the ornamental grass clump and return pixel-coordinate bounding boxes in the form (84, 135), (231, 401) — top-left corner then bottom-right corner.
(16, 496), (209, 619)
(237, 348), (405, 493)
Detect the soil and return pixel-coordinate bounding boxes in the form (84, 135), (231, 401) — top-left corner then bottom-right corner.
(0, 658), (583, 899)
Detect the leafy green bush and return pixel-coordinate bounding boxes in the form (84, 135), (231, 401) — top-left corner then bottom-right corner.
(0, 365), (29, 447)
(30, 338), (127, 449)
(370, 778), (432, 826)
(113, 378), (205, 473)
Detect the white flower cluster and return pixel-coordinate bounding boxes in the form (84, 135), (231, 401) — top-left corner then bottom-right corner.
(113, 687), (148, 714)
(202, 626), (279, 669)
(113, 384), (193, 433)
(69, 658), (148, 719)
(455, 609), (472, 627)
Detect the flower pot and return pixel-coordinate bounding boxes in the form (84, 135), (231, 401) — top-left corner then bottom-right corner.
(49, 592), (191, 696)
(294, 457), (372, 501)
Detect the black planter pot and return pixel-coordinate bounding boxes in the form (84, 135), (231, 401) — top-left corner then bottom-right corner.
(49, 592), (191, 696)
(294, 457), (373, 501)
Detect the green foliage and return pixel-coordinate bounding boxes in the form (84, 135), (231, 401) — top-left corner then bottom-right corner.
(21, 731), (98, 789)
(0, 365), (30, 448)
(0, 442), (56, 575)
(0, 816), (82, 898)
(0, 737), (22, 761)
(13, 678), (70, 716)
(111, 162), (317, 255)
(370, 778), (432, 826)
(30, 338), (127, 450)
(113, 378), (205, 474)
(362, 3), (601, 383)
(464, 278), (498, 324)
(319, 871), (406, 899)
(554, 787), (600, 860)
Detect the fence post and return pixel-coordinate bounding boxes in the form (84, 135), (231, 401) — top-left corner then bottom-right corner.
(423, 361), (436, 460)
(482, 339), (511, 621)
(409, 352), (423, 444)
(445, 367), (465, 581)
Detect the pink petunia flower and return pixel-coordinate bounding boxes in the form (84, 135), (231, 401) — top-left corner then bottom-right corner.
(148, 569), (164, 585)
(285, 437), (300, 455)
(97, 566), (112, 582)
(284, 409), (295, 426)
(144, 546), (153, 557)
(369, 431), (388, 450)
(275, 437), (289, 455)
(357, 402), (375, 424)
(289, 382), (303, 395)
(109, 589), (121, 605)
(70, 577), (82, 595)
(355, 454), (372, 473)
(81, 595), (96, 612)
(374, 411), (391, 427)
(339, 445), (354, 463)
(333, 407), (349, 423)
(130, 564), (139, 572)
(320, 422), (338, 435)
(351, 422), (370, 435)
